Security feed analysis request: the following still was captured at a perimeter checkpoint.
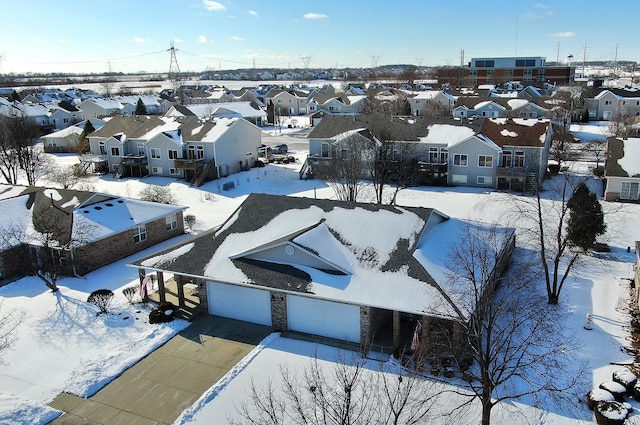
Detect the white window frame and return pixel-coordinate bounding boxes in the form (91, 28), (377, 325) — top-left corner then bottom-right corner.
(152, 167), (163, 174)
(133, 225), (147, 243)
(166, 214), (178, 231)
(477, 176), (493, 185)
(514, 151), (525, 168)
(478, 155), (493, 168)
(150, 148), (161, 159)
(453, 154), (468, 167)
(168, 149), (179, 160)
(621, 181), (640, 200)
(110, 146), (120, 157)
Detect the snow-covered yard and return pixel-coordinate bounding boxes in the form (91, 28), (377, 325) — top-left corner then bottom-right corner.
(1, 127), (640, 423)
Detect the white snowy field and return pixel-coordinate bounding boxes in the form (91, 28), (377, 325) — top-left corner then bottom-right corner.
(1, 126), (639, 424)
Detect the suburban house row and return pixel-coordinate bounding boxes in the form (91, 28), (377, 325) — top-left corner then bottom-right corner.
(302, 115), (553, 192)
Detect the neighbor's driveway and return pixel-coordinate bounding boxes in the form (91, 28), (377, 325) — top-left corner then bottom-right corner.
(49, 316), (272, 425)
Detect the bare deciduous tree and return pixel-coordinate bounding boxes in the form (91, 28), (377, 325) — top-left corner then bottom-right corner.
(138, 185), (177, 205)
(0, 114), (47, 185)
(442, 223), (584, 425)
(608, 107), (636, 138)
(323, 131), (373, 202)
(495, 174), (603, 304)
(0, 210), (94, 292)
(49, 165), (81, 189)
(231, 351), (441, 425)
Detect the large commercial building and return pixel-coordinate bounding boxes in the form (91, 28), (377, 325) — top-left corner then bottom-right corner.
(439, 56), (575, 88)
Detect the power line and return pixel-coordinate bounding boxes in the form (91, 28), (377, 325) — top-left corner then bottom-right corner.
(8, 50), (167, 66)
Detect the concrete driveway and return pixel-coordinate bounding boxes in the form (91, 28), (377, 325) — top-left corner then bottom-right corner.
(48, 316), (272, 425)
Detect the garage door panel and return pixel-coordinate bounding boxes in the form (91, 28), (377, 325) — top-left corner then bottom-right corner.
(287, 296), (360, 342)
(207, 282), (272, 326)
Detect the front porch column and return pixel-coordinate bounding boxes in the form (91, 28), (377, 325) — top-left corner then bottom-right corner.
(177, 280), (186, 308)
(392, 310), (401, 348)
(157, 272), (166, 304)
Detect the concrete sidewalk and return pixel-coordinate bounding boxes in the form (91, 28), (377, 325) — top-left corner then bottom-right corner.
(48, 316), (272, 425)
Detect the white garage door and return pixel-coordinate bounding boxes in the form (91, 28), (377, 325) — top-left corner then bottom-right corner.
(207, 282), (272, 326)
(287, 295), (360, 342)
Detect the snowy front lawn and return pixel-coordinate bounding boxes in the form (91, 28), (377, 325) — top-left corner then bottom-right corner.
(0, 265), (189, 424)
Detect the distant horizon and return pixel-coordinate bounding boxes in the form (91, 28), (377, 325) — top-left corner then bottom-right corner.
(2, 0), (638, 75)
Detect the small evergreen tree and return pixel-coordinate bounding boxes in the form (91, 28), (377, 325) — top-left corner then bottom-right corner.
(134, 97), (147, 115)
(567, 182), (606, 251)
(75, 120), (95, 156)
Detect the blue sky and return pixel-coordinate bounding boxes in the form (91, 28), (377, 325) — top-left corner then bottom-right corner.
(1, 0), (637, 74)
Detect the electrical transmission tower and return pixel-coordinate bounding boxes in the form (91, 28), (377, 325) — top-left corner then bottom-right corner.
(371, 55), (380, 69)
(167, 40), (181, 81)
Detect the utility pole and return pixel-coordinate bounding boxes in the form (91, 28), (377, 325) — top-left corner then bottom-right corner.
(167, 39), (181, 81)
(556, 42), (560, 64)
(582, 44), (587, 78)
(613, 43), (618, 77)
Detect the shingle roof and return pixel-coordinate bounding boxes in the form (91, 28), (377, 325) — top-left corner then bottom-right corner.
(132, 193), (437, 293)
(480, 118), (550, 147)
(308, 114), (484, 141)
(605, 137), (628, 177)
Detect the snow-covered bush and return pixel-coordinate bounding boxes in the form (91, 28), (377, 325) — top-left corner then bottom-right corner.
(87, 289), (115, 315)
(588, 389), (615, 410)
(122, 286), (138, 304)
(600, 381), (628, 401)
(595, 400), (629, 425)
(613, 369), (638, 394)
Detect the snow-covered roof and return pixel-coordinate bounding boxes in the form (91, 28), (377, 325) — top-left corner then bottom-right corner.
(42, 125), (84, 139)
(0, 185), (186, 248)
(419, 124), (476, 146)
(74, 196), (185, 243)
(133, 194), (514, 320)
(617, 137), (640, 177)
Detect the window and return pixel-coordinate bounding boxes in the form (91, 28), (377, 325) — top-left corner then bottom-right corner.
(502, 150), (512, 167)
(478, 155), (493, 167)
(169, 168), (177, 175)
(477, 176), (492, 184)
(99, 142), (106, 155)
(516, 59), (536, 67)
(523, 69), (533, 77)
(621, 181), (640, 200)
(440, 148), (448, 163)
(505, 69), (514, 77)
(514, 151), (525, 168)
(196, 145), (204, 159)
(133, 225), (147, 243)
(475, 60), (494, 68)
(166, 214), (178, 231)
(152, 167), (162, 174)
(605, 100), (612, 105)
(150, 148), (161, 159)
(168, 149), (178, 159)
(469, 70), (477, 76)
(321, 142), (330, 158)
(486, 69), (495, 76)
(110, 146), (120, 156)
(137, 143), (145, 156)
(453, 154), (468, 166)
(451, 174), (467, 183)
(429, 147), (439, 163)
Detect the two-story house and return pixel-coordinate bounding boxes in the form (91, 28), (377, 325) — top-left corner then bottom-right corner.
(604, 136), (640, 202)
(408, 91), (456, 116)
(586, 88), (640, 121)
(85, 115), (262, 184)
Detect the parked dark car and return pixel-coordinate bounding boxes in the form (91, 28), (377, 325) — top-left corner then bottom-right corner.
(273, 144), (288, 154)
